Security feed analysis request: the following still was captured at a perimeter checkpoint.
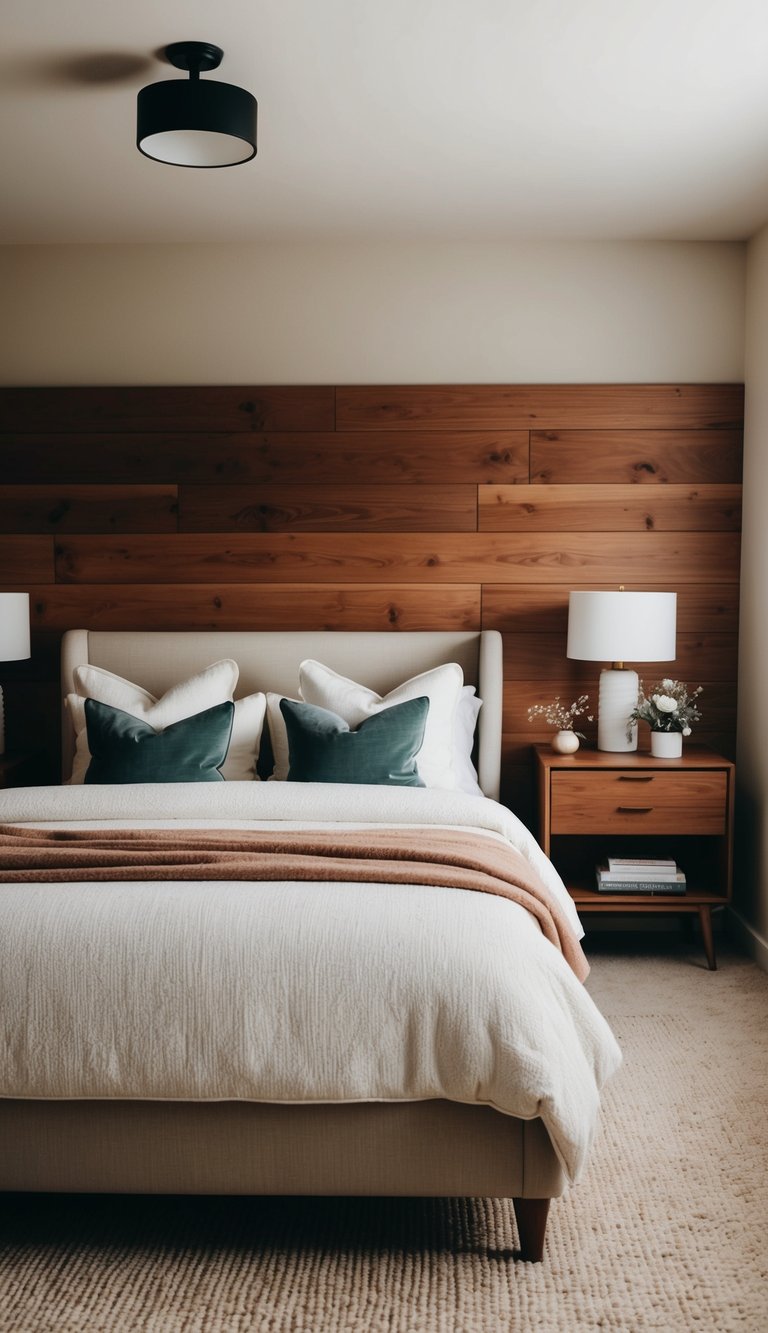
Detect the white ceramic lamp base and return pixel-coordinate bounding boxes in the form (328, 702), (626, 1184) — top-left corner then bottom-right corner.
(597, 667), (638, 752)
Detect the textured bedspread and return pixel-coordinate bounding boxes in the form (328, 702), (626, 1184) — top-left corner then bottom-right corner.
(0, 824), (588, 981)
(0, 782), (621, 1181)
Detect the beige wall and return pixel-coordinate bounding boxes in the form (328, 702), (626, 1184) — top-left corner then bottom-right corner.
(736, 226), (768, 967)
(0, 239), (745, 385)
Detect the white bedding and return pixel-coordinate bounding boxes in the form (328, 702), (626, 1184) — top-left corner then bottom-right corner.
(0, 782), (621, 1183)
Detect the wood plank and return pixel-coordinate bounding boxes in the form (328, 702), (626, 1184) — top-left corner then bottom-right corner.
(0, 486), (178, 534)
(337, 385), (744, 431)
(0, 387), (335, 433)
(479, 484), (741, 532)
(53, 532), (741, 585)
(0, 383), (741, 787)
(0, 430), (530, 485)
(178, 485), (477, 533)
(502, 633), (737, 682)
(482, 585), (740, 634)
(503, 680), (736, 737)
(530, 430), (743, 484)
(24, 584), (481, 632)
(0, 537), (54, 583)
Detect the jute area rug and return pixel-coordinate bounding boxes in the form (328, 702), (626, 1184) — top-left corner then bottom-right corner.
(1, 946), (766, 1332)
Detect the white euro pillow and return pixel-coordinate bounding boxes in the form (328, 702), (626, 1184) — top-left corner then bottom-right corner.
(264, 691), (300, 782)
(453, 686), (484, 796)
(66, 659), (266, 783)
(266, 677), (484, 792)
(297, 659), (464, 790)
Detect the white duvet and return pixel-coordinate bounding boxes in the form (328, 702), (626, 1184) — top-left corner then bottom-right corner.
(0, 782), (621, 1182)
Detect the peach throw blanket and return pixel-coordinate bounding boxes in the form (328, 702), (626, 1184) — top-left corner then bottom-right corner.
(0, 824), (588, 981)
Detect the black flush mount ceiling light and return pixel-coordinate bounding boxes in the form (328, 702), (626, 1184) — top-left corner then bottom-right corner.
(137, 41), (257, 167)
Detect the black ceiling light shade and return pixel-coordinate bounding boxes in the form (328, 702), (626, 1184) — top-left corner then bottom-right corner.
(137, 41), (257, 168)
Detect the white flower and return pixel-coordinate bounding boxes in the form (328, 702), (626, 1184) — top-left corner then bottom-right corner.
(682, 726), (691, 737)
(652, 694), (678, 714)
(660, 678), (675, 690)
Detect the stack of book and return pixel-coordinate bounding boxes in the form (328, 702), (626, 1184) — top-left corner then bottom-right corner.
(595, 857), (686, 894)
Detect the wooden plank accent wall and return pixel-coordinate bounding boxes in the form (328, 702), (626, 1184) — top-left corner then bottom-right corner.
(0, 384), (743, 816)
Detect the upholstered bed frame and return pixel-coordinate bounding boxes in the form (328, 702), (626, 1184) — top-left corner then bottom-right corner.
(1, 630), (565, 1262)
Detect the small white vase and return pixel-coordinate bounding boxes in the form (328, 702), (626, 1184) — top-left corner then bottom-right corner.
(551, 730), (580, 755)
(650, 731), (683, 758)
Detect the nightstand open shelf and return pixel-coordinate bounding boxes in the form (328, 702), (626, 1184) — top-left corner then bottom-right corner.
(535, 746), (735, 970)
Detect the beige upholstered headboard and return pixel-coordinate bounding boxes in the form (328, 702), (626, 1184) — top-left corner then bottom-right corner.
(61, 630), (503, 799)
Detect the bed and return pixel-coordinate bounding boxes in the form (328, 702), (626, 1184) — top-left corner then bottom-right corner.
(0, 629), (621, 1262)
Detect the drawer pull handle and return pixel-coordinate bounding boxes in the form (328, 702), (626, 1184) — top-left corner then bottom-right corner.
(616, 806), (654, 814)
(618, 775), (654, 783)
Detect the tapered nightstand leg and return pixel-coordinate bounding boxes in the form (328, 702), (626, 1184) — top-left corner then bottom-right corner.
(698, 905), (717, 971)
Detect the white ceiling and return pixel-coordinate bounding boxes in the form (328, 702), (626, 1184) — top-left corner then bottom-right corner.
(4, 0), (768, 246)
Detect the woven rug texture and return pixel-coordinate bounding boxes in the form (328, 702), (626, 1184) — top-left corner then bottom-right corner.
(1, 946), (766, 1332)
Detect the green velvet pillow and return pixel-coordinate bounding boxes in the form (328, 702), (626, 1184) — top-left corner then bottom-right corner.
(84, 698), (234, 784)
(279, 696), (429, 787)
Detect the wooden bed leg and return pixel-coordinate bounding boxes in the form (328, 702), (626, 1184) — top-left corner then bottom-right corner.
(698, 905), (717, 970)
(512, 1197), (551, 1262)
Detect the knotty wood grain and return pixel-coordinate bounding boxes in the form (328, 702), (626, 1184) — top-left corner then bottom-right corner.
(0, 486), (178, 534)
(479, 484), (742, 531)
(53, 532), (741, 585)
(0, 387), (335, 433)
(482, 584), (741, 633)
(25, 584), (481, 632)
(178, 485), (477, 533)
(0, 431), (529, 486)
(0, 382), (743, 804)
(0, 537), (54, 583)
(530, 430), (743, 484)
(502, 632), (737, 681)
(503, 680), (735, 737)
(337, 385), (744, 431)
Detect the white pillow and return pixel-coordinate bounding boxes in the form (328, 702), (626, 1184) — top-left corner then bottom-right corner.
(453, 686), (484, 796)
(72, 659), (239, 726)
(265, 691), (300, 781)
(66, 660), (266, 783)
(297, 659), (464, 789)
(225, 693), (268, 781)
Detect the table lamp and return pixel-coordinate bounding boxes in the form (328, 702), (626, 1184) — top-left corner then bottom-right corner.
(567, 590), (677, 752)
(0, 593), (31, 755)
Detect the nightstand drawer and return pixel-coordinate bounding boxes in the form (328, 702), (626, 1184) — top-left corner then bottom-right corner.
(550, 769), (728, 835)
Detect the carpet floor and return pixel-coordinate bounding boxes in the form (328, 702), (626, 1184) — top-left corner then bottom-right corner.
(1, 942), (767, 1332)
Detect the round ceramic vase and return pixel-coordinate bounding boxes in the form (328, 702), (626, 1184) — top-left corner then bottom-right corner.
(650, 731), (683, 758)
(551, 730), (580, 755)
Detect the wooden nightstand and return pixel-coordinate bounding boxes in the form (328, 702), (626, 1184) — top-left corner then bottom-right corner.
(535, 745), (735, 970)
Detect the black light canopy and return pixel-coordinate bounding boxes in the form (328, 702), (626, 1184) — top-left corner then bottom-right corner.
(137, 41), (257, 168)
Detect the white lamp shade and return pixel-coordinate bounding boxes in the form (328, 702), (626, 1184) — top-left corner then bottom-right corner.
(567, 591), (676, 663)
(0, 593), (31, 662)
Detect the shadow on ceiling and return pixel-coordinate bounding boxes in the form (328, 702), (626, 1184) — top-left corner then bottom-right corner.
(0, 51), (155, 89)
